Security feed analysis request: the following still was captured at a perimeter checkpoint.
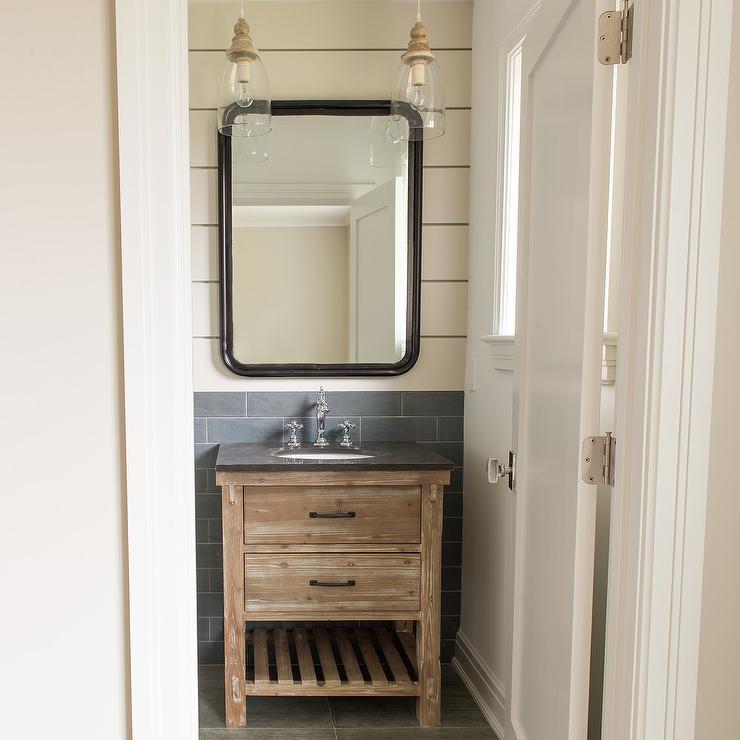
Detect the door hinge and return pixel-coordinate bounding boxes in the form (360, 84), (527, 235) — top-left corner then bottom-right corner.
(581, 432), (615, 486)
(597, 2), (633, 65)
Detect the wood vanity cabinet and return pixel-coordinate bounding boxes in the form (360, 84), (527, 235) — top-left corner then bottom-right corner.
(216, 449), (452, 729)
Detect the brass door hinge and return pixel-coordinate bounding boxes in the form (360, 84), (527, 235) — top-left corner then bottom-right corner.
(598, 2), (633, 65)
(581, 432), (615, 486)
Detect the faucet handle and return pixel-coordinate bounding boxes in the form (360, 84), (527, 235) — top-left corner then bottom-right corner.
(284, 420), (304, 448)
(337, 420), (356, 448)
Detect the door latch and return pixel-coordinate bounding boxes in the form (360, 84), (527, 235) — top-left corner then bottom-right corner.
(487, 451), (517, 491)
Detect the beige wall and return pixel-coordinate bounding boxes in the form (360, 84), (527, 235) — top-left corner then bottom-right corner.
(0, 1), (128, 738)
(188, 0), (472, 390)
(694, 6), (740, 738)
(232, 226), (349, 363)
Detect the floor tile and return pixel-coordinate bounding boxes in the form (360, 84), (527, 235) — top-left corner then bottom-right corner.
(329, 696), (419, 728)
(335, 730), (496, 740)
(200, 686), (333, 729)
(200, 730), (336, 740)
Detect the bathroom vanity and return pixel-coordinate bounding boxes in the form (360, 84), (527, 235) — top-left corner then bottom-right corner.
(215, 441), (453, 728)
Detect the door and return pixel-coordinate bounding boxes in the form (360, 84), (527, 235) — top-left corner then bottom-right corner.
(349, 177), (406, 362)
(506, 0), (612, 738)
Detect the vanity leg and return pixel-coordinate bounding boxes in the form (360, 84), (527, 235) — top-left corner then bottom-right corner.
(222, 484), (246, 727)
(416, 483), (443, 727)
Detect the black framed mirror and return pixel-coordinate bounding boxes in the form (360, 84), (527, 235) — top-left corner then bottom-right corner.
(218, 100), (423, 377)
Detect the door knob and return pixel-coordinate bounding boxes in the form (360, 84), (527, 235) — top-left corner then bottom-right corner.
(487, 451), (517, 491)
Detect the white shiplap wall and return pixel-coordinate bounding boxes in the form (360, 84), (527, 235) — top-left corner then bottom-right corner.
(188, 0), (472, 390)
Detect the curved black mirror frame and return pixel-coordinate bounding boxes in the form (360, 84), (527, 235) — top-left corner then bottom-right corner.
(218, 100), (424, 377)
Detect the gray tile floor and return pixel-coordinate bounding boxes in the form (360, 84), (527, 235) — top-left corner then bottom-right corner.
(199, 666), (499, 739)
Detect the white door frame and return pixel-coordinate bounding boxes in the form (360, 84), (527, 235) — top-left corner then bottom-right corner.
(112, 0), (733, 737)
(602, 0), (734, 739)
(115, 0), (199, 737)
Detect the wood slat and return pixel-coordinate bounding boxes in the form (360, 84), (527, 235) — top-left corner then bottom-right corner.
(274, 628), (293, 684)
(375, 629), (412, 686)
(294, 628), (317, 685)
(253, 629), (270, 684)
(334, 628), (364, 685)
(244, 681), (419, 697)
(314, 627), (341, 687)
(355, 630), (389, 686)
(398, 630), (418, 675)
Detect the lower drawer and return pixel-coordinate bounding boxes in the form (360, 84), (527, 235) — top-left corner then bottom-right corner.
(244, 553), (421, 614)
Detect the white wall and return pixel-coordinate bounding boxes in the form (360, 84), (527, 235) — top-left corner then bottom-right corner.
(694, 5), (740, 737)
(188, 0), (472, 390)
(0, 2), (128, 739)
(456, 0), (530, 728)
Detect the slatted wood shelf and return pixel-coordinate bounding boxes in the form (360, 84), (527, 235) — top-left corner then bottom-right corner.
(245, 626), (420, 696)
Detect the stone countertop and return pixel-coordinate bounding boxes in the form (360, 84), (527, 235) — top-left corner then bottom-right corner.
(215, 441), (455, 473)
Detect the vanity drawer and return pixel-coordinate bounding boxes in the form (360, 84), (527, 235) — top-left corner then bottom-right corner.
(243, 486), (421, 544)
(244, 553), (420, 614)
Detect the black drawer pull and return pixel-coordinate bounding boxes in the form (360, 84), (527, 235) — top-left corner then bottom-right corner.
(308, 511), (356, 519)
(309, 579), (356, 587)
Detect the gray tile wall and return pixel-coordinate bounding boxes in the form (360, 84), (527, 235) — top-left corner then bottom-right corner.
(194, 390), (464, 665)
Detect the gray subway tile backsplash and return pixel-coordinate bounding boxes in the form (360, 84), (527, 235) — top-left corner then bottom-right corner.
(194, 417), (207, 442)
(247, 390), (402, 418)
(438, 416), (464, 441)
(193, 389), (464, 665)
(206, 417), (284, 444)
(361, 416), (437, 442)
(194, 391), (246, 417)
(402, 391), (464, 417)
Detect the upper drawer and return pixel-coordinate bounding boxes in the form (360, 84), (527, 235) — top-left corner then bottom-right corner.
(243, 486), (421, 544)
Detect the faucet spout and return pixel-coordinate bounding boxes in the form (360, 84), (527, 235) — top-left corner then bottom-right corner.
(314, 387), (330, 447)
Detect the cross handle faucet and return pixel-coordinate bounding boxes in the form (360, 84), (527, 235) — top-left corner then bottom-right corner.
(314, 387), (330, 447)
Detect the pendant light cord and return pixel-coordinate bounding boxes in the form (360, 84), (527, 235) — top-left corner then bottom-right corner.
(416, 0), (422, 22)
(239, 0), (245, 19)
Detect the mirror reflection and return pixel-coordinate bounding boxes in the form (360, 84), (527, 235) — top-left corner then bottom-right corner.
(228, 113), (412, 367)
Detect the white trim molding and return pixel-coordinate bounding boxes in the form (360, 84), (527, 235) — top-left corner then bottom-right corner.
(480, 334), (515, 372)
(453, 631), (505, 739)
(115, 0), (199, 737)
(602, 0), (734, 738)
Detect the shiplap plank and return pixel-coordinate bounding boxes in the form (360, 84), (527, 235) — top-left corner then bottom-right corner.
(189, 50), (471, 109)
(189, 109), (217, 167)
(190, 169), (218, 225)
(422, 226), (469, 280)
(192, 282), (218, 338)
(192, 167), (469, 227)
(192, 336), (466, 390)
(424, 109), (470, 166)
(192, 279), (466, 339)
(188, 1), (473, 51)
(191, 226), (218, 282)
(423, 168), (470, 224)
(189, 108), (470, 169)
(421, 282), (468, 336)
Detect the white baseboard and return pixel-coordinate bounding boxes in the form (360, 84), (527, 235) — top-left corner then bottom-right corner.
(452, 630), (505, 739)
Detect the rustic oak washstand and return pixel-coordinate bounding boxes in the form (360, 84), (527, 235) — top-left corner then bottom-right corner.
(215, 442), (453, 728)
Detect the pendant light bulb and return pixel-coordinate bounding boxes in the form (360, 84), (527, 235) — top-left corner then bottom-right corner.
(390, 0), (446, 142)
(218, 3), (271, 138)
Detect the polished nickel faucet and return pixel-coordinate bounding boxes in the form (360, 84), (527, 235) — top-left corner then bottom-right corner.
(314, 387), (330, 447)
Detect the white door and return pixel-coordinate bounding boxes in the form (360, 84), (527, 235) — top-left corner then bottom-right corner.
(349, 177), (406, 362)
(506, 0), (612, 738)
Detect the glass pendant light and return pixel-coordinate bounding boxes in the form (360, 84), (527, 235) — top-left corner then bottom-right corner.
(390, 0), (446, 142)
(217, 0), (271, 138)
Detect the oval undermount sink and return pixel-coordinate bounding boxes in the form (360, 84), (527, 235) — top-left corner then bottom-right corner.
(272, 447), (375, 461)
